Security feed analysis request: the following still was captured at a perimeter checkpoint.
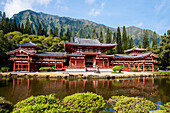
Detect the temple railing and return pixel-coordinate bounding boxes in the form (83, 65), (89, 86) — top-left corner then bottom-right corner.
(111, 60), (158, 63)
(36, 59), (65, 62)
(9, 57), (33, 61)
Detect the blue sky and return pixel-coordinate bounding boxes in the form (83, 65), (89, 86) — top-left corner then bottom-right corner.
(0, 0), (170, 35)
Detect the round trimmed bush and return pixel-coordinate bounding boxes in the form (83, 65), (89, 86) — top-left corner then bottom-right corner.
(63, 92), (106, 112)
(109, 96), (156, 112)
(112, 66), (122, 73)
(12, 94), (68, 113)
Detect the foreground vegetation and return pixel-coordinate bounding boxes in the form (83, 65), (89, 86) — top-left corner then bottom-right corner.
(0, 93), (170, 113)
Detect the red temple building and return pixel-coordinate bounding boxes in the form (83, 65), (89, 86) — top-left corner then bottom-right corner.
(6, 38), (159, 72)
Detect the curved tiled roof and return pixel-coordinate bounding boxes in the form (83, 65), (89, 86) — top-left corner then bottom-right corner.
(17, 41), (39, 47)
(36, 52), (66, 57)
(6, 47), (35, 55)
(65, 37), (117, 47)
(124, 47), (147, 53)
(114, 52), (159, 59)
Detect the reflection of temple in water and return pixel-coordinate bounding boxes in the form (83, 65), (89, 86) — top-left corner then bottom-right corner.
(9, 77), (159, 103)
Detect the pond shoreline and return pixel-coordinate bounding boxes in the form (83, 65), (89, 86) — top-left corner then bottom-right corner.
(0, 71), (169, 79)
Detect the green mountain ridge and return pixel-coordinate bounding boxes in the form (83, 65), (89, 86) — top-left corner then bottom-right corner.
(12, 10), (161, 46)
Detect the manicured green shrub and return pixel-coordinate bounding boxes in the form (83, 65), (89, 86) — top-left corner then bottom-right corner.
(0, 97), (13, 113)
(63, 92), (106, 113)
(109, 96), (156, 112)
(112, 66), (122, 73)
(39, 67), (55, 72)
(12, 94), (68, 113)
(164, 102), (170, 112)
(166, 66), (170, 70)
(1, 67), (10, 72)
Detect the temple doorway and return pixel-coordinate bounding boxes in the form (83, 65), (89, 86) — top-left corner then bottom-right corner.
(85, 56), (93, 67)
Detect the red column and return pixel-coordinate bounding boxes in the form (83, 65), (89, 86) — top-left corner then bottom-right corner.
(55, 61), (56, 70)
(152, 63), (154, 72)
(13, 61), (16, 72)
(138, 63), (139, 71)
(133, 63), (135, 69)
(69, 57), (71, 68)
(123, 63), (125, 69)
(28, 62), (30, 72)
(48, 61), (50, 67)
(84, 57), (85, 68)
(103, 59), (104, 68)
(143, 63), (145, 72)
(75, 58), (77, 68)
(128, 63), (130, 69)
(107, 58), (109, 67)
(18, 63), (19, 71)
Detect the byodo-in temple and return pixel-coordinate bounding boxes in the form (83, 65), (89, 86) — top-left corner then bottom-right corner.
(6, 37), (159, 72)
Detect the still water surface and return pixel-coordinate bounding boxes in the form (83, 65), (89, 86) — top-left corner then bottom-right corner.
(0, 77), (169, 105)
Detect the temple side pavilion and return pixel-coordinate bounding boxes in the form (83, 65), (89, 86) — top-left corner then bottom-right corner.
(6, 38), (159, 72)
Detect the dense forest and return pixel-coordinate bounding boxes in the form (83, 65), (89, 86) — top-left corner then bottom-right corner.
(0, 11), (169, 70)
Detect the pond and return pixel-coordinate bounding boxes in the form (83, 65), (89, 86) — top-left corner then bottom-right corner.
(0, 77), (170, 106)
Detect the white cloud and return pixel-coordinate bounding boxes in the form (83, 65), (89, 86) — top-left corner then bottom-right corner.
(4, 0), (52, 18)
(89, 1), (105, 16)
(1, 1), (5, 5)
(85, 0), (95, 4)
(55, 0), (69, 12)
(89, 8), (100, 16)
(137, 22), (143, 27)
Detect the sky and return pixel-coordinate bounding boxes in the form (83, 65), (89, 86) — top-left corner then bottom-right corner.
(0, 0), (170, 35)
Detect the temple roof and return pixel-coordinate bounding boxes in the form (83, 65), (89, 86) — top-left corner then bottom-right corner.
(6, 47), (35, 55)
(124, 47), (147, 53)
(65, 37), (117, 47)
(114, 52), (159, 59)
(17, 41), (42, 49)
(36, 52), (66, 57)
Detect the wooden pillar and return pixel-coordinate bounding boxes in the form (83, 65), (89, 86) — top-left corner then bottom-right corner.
(138, 63), (139, 71)
(103, 59), (104, 68)
(13, 61), (16, 72)
(143, 63), (145, 72)
(123, 62), (125, 69)
(28, 62), (30, 72)
(55, 61), (57, 70)
(133, 63), (135, 69)
(107, 58), (109, 67)
(18, 63), (19, 71)
(152, 63), (154, 72)
(128, 63), (130, 69)
(84, 57), (85, 68)
(75, 58), (77, 68)
(62, 58), (63, 68)
(41, 62), (43, 67)
(48, 61), (50, 67)
(69, 57), (71, 67)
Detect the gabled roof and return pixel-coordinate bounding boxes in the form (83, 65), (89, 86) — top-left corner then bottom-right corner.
(65, 37), (117, 47)
(6, 48), (35, 55)
(36, 52), (66, 57)
(124, 47), (147, 53)
(114, 52), (159, 59)
(17, 41), (42, 49)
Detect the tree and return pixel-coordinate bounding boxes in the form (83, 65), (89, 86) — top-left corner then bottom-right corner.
(152, 31), (170, 69)
(129, 37), (134, 49)
(65, 28), (71, 42)
(116, 27), (123, 53)
(25, 19), (32, 34)
(99, 31), (103, 43)
(112, 32), (116, 43)
(138, 39), (141, 48)
(55, 27), (58, 37)
(60, 27), (63, 37)
(17, 23), (20, 32)
(50, 29), (54, 36)
(143, 30), (149, 49)
(152, 32), (157, 48)
(37, 23), (42, 36)
(21, 23), (25, 33)
(92, 28), (97, 39)
(122, 26), (127, 50)
(106, 28), (111, 43)
(12, 18), (17, 31)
